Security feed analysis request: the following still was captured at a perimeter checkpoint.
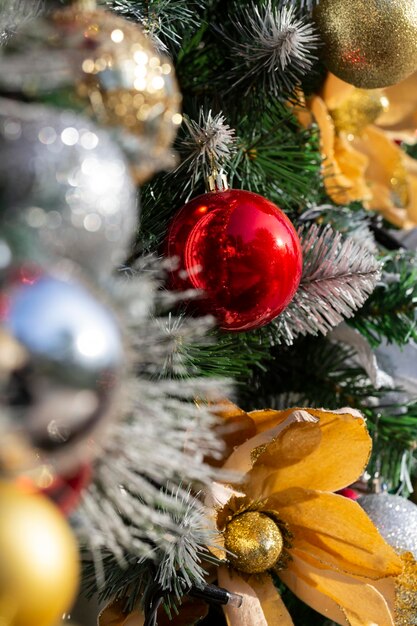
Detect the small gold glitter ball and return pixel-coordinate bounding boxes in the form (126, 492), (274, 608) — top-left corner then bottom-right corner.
(224, 511), (283, 574)
(313, 0), (417, 89)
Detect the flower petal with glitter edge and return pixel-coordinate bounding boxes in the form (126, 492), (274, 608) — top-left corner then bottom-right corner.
(218, 566), (294, 626)
(222, 411), (301, 475)
(266, 489), (402, 579)
(247, 409), (371, 497)
(309, 95), (369, 205)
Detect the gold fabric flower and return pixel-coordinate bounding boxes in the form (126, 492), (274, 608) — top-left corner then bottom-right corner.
(209, 405), (404, 626)
(306, 72), (417, 228)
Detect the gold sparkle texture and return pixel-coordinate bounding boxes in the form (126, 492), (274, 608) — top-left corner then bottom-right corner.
(395, 552), (417, 626)
(331, 89), (389, 136)
(224, 511), (284, 575)
(52, 6), (182, 183)
(0, 481), (79, 626)
(313, 0), (417, 89)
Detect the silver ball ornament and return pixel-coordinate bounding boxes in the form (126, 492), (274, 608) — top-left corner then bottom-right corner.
(359, 493), (417, 558)
(0, 271), (124, 472)
(0, 98), (138, 278)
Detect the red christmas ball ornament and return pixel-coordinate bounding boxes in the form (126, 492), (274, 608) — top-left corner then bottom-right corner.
(167, 189), (302, 331)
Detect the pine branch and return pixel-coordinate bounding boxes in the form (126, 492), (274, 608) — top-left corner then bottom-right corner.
(76, 259), (232, 601)
(365, 403), (417, 494)
(180, 329), (274, 380)
(220, 1), (320, 97)
(350, 250), (417, 347)
(241, 335), (383, 411)
(277, 0), (319, 12)
(274, 224), (381, 344)
(81, 487), (221, 609)
(299, 202), (378, 253)
(175, 108), (236, 198)
(107, 0), (205, 51)
(228, 102), (322, 209)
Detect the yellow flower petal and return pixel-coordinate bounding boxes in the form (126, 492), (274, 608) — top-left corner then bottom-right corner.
(278, 564), (349, 625)
(280, 551), (396, 626)
(218, 566), (294, 626)
(379, 71), (417, 141)
(402, 155), (417, 228)
(310, 96), (370, 205)
(247, 409), (371, 496)
(321, 73), (356, 111)
(248, 408), (299, 435)
(355, 126), (409, 208)
(213, 401), (257, 467)
(222, 412), (300, 475)
(352, 123), (417, 229)
(265, 489), (402, 579)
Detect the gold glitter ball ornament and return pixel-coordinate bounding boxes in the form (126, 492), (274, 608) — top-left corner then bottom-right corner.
(313, 0), (417, 89)
(52, 6), (182, 183)
(0, 481), (79, 626)
(224, 511), (284, 574)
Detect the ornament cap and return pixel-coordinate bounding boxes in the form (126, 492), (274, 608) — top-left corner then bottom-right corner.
(206, 168), (229, 192)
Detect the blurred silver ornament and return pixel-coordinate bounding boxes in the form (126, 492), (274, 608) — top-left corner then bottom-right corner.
(359, 493), (417, 559)
(0, 270), (124, 473)
(0, 98), (138, 278)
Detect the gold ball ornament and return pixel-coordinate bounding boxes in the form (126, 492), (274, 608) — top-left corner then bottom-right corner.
(224, 511), (283, 574)
(0, 482), (79, 626)
(0, 5), (182, 184)
(313, 0), (417, 89)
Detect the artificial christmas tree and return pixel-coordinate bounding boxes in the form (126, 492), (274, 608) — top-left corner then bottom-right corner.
(0, 1), (417, 625)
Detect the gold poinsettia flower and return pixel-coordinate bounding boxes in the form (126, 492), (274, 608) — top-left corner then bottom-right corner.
(305, 72), (417, 228)
(209, 404), (404, 626)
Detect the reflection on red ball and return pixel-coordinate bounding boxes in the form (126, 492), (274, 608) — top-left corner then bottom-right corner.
(167, 189), (303, 331)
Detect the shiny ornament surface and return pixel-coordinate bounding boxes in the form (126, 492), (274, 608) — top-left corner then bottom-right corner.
(224, 511), (284, 574)
(0, 271), (123, 472)
(0, 481), (79, 626)
(167, 190), (302, 332)
(0, 6), (182, 183)
(0, 98), (137, 278)
(359, 493), (417, 559)
(313, 0), (417, 88)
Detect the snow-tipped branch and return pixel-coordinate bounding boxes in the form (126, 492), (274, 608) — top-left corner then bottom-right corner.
(227, 2), (319, 96)
(275, 224), (381, 343)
